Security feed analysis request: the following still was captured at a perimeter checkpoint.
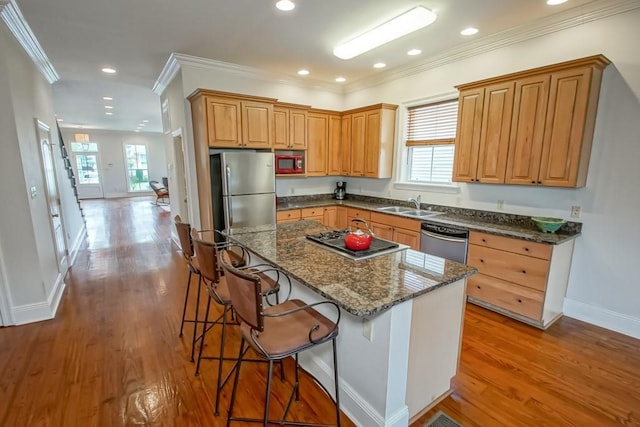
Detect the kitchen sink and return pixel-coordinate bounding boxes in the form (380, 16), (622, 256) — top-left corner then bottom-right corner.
(403, 210), (444, 218)
(377, 206), (414, 213)
(376, 206), (444, 218)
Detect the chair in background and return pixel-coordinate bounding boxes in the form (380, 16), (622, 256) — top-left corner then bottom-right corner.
(219, 248), (342, 427)
(149, 180), (169, 205)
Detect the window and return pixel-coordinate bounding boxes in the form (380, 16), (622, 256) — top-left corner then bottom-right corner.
(405, 99), (458, 184)
(70, 142), (101, 185)
(124, 144), (149, 191)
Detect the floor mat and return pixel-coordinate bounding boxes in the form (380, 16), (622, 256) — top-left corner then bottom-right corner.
(424, 410), (461, 427)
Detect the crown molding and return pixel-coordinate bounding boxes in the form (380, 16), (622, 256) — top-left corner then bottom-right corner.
(0, 0), (59, 84)
(346, 0), (640, 93)
(153, 52), (344, 96)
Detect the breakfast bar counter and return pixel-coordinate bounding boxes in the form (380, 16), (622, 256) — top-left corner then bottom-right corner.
(227, 221), (476, 426)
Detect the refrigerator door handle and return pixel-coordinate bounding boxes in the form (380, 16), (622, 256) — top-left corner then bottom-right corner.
(225, 166), (233, 227)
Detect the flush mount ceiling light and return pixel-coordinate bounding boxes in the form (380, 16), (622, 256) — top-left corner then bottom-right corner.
(101, 67), (116, 74)
(297, 69), (310, 75)
(142, 119), (149, 123)
(276, 0), (295, 11)
(105, 112), (113, 115)
(460, 27), (479, 36)
(105, 105), (113, 109)
(373, 62), (386, 69)
(103, 96), (113, 100)
(407, 48), (422, 56)
(335, 77), (346, 83)
(333, 7), (437, 60)
(547, 0), (568, 5)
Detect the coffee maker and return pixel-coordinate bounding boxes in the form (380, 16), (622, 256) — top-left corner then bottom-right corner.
(334, 181), (346, 200)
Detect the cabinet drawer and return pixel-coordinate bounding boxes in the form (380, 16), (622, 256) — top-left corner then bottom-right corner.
(470, 231), (551, 260)
(467, 244), (549, 291)
(277, 209), (301, 222)
(303, 215), (324, 224)
(346, 208), (371, 221)
(468, 274), (544, 321)
(301, 207), (324, 218)
(370, 212), (420, 232)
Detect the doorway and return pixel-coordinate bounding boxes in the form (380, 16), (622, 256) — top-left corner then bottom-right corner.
(69, 141), (104, 199)
(37, 119), (68, 274)
(172, 129), (189, 220)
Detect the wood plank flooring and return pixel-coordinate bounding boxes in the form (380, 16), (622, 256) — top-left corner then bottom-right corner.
(1, 197), (638, 426)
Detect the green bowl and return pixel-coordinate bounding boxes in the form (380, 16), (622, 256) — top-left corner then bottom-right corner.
(531, 217), (566, 233)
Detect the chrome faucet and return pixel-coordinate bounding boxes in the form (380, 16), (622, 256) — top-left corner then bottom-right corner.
(408, 194), (421, 210)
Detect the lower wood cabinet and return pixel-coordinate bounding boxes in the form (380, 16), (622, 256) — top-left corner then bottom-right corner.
(276, 209), (301, 223)
(466, 231), (575, 329)
(370, 212), (420, 250)
(300, 207), (324, 223)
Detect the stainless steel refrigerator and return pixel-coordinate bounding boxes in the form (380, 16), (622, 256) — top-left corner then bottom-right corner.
(210, 151), (276, 237)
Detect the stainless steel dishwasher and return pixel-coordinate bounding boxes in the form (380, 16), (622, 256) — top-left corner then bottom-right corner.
(420, 221), (469, 264)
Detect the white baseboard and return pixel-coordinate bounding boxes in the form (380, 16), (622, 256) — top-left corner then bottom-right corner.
(11, 273), (66, 325)
(68, 224), (87, 266)
(563, 298), (640, 339)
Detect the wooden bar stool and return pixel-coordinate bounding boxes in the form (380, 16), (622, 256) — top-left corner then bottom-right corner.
(219, 248), (342, 427)
(191, 230), (281, 416)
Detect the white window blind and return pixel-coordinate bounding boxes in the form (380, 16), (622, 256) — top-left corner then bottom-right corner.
(405, 99), (458, 184)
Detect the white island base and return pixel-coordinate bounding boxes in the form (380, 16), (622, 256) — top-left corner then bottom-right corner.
(288, 278), (467, 427)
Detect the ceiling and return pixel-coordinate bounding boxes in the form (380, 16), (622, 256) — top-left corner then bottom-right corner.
(13, 0), (602, 133)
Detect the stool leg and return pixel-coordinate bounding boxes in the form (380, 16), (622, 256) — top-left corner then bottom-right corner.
(264, 359), (274, 427)
(179, 269), (193, 337)
(227, 338), (245, 427)
(333, 338), (341, 427)
(194, 295), (212, 376)
(214, 304), (229, 416)
(294, 353), (300, 401)
(190, 276), (203, 362)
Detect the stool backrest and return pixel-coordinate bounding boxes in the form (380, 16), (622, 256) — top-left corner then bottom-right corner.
(191, 229), (221, 284)
(219, 249), (264, 332)
(174, 215), (194, 259)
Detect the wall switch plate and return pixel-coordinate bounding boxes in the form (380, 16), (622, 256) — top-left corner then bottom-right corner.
(362, 318), (373, 341)
(497, 200), (504, 210)
(571, 206), (581, 218)
(30, 186), (37, 198)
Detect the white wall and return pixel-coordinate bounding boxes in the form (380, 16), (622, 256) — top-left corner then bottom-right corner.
(343, 9), (640, 337)
(0, 21), (84, 324)
(60, 129), (167, 198)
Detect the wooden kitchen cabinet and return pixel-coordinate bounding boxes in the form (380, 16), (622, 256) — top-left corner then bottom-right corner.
(370, 212), (421, 250)
(340, 115), (352, 175)
(273, 104), (309, 150)
(466, 231), (574, 328)
(323, 207), (337, 228)
(277, 209), (301, 223)
(349, 112), (366, 176)
(204, 96), (243, 147)
(327, 114), (342, 175)
(347, 104), (397, 178)
(336, 206), (348, 229)
(241, 101), (273, 148)
(454, 55), (609, 187)
(300, 207), (324, 224)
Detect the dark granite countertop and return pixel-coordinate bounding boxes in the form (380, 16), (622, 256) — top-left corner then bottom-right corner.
(227, 221), (477, 317)
(276, 197), (580, 245)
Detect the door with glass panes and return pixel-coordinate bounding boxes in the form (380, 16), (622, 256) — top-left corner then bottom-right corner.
(70, 141), (104, 199)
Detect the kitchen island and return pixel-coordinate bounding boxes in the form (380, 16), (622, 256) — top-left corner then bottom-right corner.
(227, 221), (477, 427)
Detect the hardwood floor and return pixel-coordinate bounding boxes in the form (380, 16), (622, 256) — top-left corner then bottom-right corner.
(0, 197), (638, 426)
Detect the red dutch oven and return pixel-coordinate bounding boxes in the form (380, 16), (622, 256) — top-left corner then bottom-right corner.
(344, 218), (374, 251)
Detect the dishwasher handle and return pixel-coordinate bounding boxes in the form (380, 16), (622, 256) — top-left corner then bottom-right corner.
(421, 229), (468, 244)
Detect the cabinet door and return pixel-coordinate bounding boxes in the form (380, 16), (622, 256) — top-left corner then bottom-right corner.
(340, 115), (352, 175)
(290, 109), (308, 149)
(327, 114), (342, 175)
(336, 206), (348, 229)
(505, 75), (550, 185)
(350, 112), (366, 177)
(323, 207), (337, 228)
(273, 107), (289, 149)
(306, 113), (328, 176)
(476, 82), (514, 183)
(206, 97), (242, 147)
(539, 67), (593, 187)
(241, 101), (273, 148)
(364, 110), (381, 177)
(277, 209), (301, 223)
(393, 228), (420, 250)
(371, 222), (394, 241)
(453, 88), (484, 182)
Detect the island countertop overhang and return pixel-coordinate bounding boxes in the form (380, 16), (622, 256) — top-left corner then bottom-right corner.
(226, 221), (477, 317)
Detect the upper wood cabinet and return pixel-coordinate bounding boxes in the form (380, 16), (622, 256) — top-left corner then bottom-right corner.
(454, 55), (610, 188)
(327, 114), (342, 175)
(273, 103), (309, 150)
(346, 104), (397, 178)
(340, 115), (352, 175)
(306, 111), (329, 176)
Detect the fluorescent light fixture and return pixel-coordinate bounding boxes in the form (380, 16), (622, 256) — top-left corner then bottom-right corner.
(547, 0), (568, 4)
(373, 62), (386, 69)
(460, 27), (479, 36)
(276, 0), (295, 11)
(335, 77), (346, 83)
(297, 69), (310, 75)
(407, 48), (422, 56)
(333, 7), (437, 60)
(101, 67), (116, 74)
(103, 96), (113, 100)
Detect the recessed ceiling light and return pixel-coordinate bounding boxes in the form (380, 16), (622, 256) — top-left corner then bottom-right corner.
(103, 96), (113, 100)
(139, 123), (145, 127)
(135, 130), (141, 133)
(335, 77), (346, 83)
(547, 0), (568, 5)
(373, 62), (386, 69)
(407, 49), (422, 56)
(105, 105), (113, 109)
(275, 0), (295, 11)
(333, 7), (437, 60)
(105, 112), (113, 115)
(101, 67), (116, 74)
(56, 118), (63, 122)
(142, 120), (149, 123)
(460, 27), (479, 36)
(297, 69), (310, 76)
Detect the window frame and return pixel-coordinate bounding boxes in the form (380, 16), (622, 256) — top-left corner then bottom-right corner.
(123, 142), (151, 193)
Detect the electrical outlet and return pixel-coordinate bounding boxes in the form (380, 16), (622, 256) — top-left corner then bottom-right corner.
(30, 186), (37, 198)
(456, 197), (462, 206)
(290, 187), (295, 195)
(362, 318), (373, 341)
(497, 200), (504, 210)
(571, 205), (581, 218)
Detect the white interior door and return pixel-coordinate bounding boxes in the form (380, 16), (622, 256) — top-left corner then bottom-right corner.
(71, 148), (104, 199)
(37, 120), (68, 273)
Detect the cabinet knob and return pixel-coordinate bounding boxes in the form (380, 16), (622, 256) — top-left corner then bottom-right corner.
(476, 285), (481, 289)
(538, 181), (542, 184)
(532, 180), (536, 184)
(517, 299), (523, 303)
(480, 259), (484, 263)
(482, 239), (487, 243)
(524, 247), (530, 252)
(522, 270), (527, 274)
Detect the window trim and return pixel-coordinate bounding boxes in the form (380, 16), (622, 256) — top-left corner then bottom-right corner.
(123, 142), (151, 193)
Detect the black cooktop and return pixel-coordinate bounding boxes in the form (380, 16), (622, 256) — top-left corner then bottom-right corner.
(305, 229), (399, 259)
